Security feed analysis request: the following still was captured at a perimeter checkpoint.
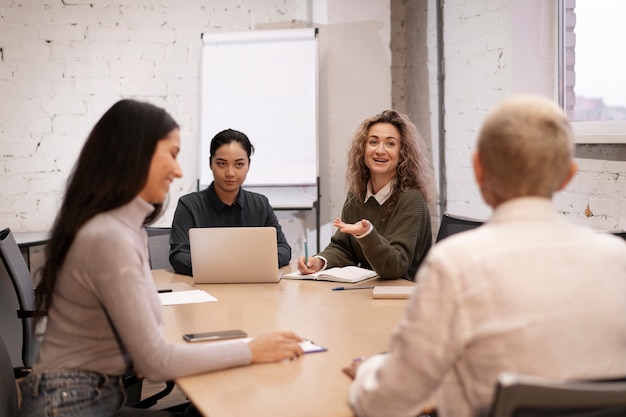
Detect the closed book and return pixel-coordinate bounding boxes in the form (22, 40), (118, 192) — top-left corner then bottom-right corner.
(372, 286), (414, 299)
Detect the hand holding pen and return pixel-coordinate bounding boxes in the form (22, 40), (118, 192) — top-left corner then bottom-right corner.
(297, 253), (324, 274)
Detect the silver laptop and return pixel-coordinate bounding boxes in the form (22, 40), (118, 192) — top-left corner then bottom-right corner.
(189, 227), (281, 283)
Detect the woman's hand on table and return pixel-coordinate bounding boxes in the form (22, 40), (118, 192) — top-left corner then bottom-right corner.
(248, 331), (304, 363)
(342, 356), (367, 379)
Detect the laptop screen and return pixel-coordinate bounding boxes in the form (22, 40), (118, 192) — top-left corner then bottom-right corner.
(189, 227), (280, 283)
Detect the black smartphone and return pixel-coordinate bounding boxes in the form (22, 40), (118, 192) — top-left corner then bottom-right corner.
(182, 329), (247, 342)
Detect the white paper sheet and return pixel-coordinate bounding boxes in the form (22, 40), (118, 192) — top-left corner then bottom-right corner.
(158, 289), (217, 305)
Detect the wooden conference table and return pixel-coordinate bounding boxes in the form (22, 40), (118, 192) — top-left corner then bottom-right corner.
(152, 268), (415, 417)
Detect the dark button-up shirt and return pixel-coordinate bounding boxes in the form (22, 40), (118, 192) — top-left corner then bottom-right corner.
(169, 183), (291, 276)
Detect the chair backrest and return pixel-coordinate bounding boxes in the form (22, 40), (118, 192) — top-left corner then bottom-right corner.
(488, 373), (626, 417)
(0, 332), (18, 417)
(145, 227), (173, 271)
(0, 228), (40, 368)
(608, 230), (626, 242)
(436, 213), (484, 243)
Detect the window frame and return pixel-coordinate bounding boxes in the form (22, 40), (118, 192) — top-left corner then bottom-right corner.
(557, 0), (626, 144)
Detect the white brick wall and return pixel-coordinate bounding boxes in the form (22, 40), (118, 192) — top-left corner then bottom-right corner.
(441, 0), (626, 232)
(4, 0), (624, 256)
(0, 0), (313, 233)
(442, 0), (512, 220)
(0, 0), (395, 262)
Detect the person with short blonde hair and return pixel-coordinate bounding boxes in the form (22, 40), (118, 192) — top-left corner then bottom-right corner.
(344, 95), (626, 417)
(476, 95), (575, 203)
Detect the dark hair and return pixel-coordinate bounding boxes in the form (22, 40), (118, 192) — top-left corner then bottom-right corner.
(209, 129), (254, 163)
(36, 99), (179, 317)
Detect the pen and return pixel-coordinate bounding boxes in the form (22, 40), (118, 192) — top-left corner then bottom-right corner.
(332, 285), (375, 291)
(304, 238), (308, 265)
(157, 289), (172, 293)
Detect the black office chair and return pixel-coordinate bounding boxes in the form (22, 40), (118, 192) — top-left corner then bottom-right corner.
(0, 227), (42, 377)
(145, 227), (174, 271)
(608, 230), (626, 242)
(488, 372), (626, 417)
(0, 227), (181, 409)
(435, 213), (484, 243)
(0, 332), (18, 417)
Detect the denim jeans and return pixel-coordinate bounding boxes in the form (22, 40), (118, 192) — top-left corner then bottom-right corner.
(19, 369), (125, 417)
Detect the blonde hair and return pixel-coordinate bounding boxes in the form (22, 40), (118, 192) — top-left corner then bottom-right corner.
(346, 110), (435, 218)
(477, 95), (574, 202)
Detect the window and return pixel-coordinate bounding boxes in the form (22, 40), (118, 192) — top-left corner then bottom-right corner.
(559, 0), (626, 143)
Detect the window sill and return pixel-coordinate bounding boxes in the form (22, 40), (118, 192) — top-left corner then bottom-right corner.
(573, 121), (626, 144)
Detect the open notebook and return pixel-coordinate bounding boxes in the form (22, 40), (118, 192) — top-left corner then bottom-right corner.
(189, 227), (281, 283)
(282, 266), (378, 284)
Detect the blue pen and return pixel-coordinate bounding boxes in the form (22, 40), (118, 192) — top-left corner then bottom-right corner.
(332, 286), (375, 291)
(304, 238), (309, 265)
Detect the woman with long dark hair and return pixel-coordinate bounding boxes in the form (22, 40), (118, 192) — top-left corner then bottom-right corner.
(20, 99), (302, 417)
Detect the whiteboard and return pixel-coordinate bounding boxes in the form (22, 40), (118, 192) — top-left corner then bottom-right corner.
(199, 28), (318, 195)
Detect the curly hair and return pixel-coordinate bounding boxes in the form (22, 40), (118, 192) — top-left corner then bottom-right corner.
(346, 109), (435, 219)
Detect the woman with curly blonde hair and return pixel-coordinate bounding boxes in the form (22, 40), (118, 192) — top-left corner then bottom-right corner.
(298, 110), (435, 281)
